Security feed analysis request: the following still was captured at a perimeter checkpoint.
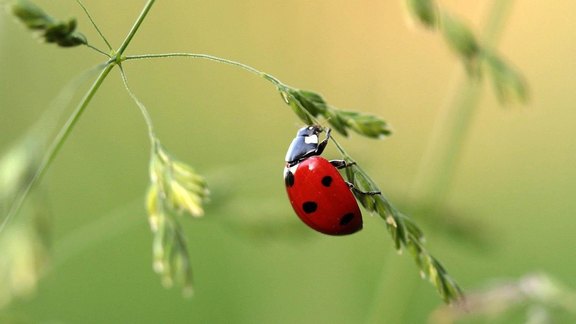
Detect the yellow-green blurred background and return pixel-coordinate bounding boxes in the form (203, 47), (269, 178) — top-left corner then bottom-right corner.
(1, 0), (576, 323)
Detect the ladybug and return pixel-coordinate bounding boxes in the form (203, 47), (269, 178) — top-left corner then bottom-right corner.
(284, 125), (379, 235)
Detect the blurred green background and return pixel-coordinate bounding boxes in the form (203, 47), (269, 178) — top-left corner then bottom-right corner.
(2, 0), (576, 323)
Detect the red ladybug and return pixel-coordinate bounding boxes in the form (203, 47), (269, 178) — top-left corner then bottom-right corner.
(284, 125), (378, 235)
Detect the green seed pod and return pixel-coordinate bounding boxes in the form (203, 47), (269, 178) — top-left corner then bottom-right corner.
(10, 0), (87, 47)
(406, 0), (439, 28)
(10, 0), (54, 30)
(441, 13), (480, 63)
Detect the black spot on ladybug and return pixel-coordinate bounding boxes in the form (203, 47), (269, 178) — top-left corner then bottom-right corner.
(285, 170), (295, 187)
(302, 201), (318, 214)
(339, 213), (355, 226)
(321, 176), (333, 187)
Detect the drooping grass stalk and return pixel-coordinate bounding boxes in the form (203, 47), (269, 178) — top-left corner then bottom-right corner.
(411, 0), (518, 210)
(118, 65), (157, 141)
(125, 53), (284, 87)
(131, 46), (461, 301)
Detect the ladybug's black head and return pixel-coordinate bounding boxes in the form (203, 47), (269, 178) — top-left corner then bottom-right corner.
(296, 125), (323, 138)
(285, 125), (326, 165)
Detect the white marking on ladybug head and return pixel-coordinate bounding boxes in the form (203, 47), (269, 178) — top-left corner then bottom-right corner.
(304, 134), (318, 144)
(288, 165), (298, 173)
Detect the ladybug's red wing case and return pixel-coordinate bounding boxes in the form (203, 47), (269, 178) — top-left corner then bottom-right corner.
(284, 156), (362, 235)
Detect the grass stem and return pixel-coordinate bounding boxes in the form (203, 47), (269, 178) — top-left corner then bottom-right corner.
(411, 0), (517, 209)
(118, 66), (157, 142)
(74, 0), (113, 51)
(116, 0), (156, 57)
(124, 53), (284, 87)
(1, 0), (159, 232)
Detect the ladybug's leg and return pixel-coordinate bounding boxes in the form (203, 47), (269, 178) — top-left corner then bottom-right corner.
(315, 128), (332, 155)
(329, 160), (356, 169)
(331, 159), (379, 194)
(346, 182), (381, 196)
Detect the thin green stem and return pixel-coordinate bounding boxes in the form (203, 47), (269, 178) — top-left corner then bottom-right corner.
(482, 0), (516, 46)
(74, 0), (113, 51)
(0, 63), (115, 233)
(118, 65), (157, 142)
(411, 79), (482, 206)
(123, 53), (286, 156)
(32, 64), (106, 136)
(85, 43), (111, 57)
(329, 136), (354, 161)
(1, 0), (160, 232)
(411, 0), (516, 208)
(116, 0), (156, 57)
(124, 53), (284, 87)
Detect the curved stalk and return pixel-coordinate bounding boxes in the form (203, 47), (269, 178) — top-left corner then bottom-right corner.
(125, 52), (284, 87)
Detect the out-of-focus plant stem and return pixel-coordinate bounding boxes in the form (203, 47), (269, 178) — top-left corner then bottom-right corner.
(411, 0), (517, 210)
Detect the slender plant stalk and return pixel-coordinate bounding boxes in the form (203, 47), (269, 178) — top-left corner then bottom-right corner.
(116, 0), (156, 57)
(1, 0), (159, 233)
(125, 53), (284, 87)
(482, 0), (516, 46)
(411, 0), (517, 209)
(118, 65), (157, 140)
(411, 78), (482, 206)
(74, 0), (113, 51)
(122, 53), (283, 160)
(84, 43), (111, 57)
